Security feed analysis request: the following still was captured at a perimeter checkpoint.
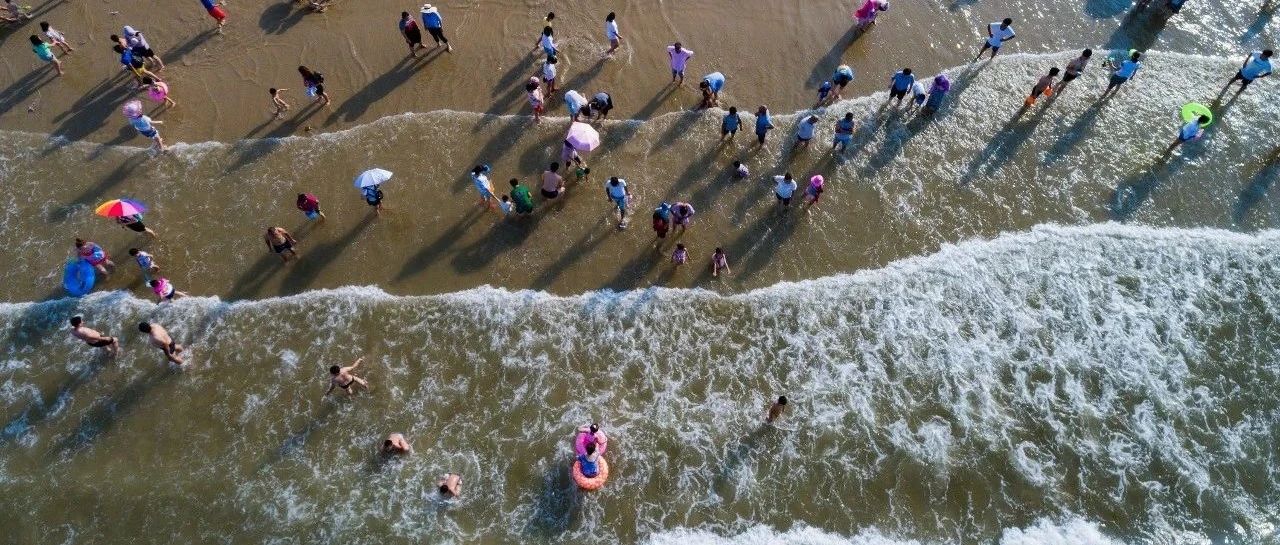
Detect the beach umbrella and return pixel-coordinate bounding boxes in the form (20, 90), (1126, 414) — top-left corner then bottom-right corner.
(94, 198), (147, 218)
(565, 122), (600, 152)
(354, 168), (393, 188)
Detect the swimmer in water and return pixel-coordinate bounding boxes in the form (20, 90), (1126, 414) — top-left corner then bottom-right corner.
(324, 357), (368, 397)
(264, 226), (299, 262)
(766, 395), (787, 423)
(70, 316), (119, 357)
(139, 321), (184, 365)
(382, 433), (412, 455)
(438, 473), (462, 497)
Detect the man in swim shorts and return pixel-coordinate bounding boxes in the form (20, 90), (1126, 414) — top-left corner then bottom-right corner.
(70, 316), (119, 357)
(974, 18), (1015, 61)
(1054, 49), (1091, 94)
(766, 395), (788, 423)
(139, 321), (184, 365)
(382, 433), (412, 455)
(264, 226), (298, 262)
(324, 357), (368, 397)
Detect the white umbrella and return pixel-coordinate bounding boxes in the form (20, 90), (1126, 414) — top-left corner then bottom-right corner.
(354, 168), (393, 188)
(565, 122), (601, 152)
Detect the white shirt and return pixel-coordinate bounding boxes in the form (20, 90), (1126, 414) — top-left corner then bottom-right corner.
(986, 23), (1015, 48)
(542, 62), (557, 81)
(774, 176), (798, 198)
(606, 179), (628, 199)
(606, 20), (619, 41)
(1242, 51), (1273, 80)
(45, 27), (66, 42)
(796, 119), (817, 140)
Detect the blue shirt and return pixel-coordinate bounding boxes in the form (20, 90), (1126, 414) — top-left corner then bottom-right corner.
(578, 454), (599, 477)
(755, 113), (773, 134)
(722, 113), (741, 131)
(421, 10), (442, 28)
(891, 71), (915, 92)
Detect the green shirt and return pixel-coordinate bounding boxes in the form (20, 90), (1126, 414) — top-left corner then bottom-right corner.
(511, 185), (534, 212)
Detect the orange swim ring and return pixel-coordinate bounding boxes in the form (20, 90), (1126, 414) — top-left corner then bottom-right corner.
(571, 456), (609, 490)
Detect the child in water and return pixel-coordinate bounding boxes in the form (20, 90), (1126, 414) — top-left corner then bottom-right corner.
(672, 243), (688, 266)
(733, 160), (749, 179)
(711, 247), (730, 277)
(1025, 67), (1059, 106)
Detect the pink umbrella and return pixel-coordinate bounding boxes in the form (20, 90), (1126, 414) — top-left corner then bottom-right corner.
(565, 122), (601, 152)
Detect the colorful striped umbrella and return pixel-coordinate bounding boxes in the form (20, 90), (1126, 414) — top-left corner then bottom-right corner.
(94, 198), (147, 218)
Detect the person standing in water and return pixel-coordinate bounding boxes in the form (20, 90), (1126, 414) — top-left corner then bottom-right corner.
(128, 248), (159, 282)
(29, 35), (64, 76)
(766, 395), (788, 423)
(139, 321), (184, 365)
(75, 238), (114, 276)
(399, 11), (426, 57)
(534, 26), (558, 56)
(711, 247), (731, 277)
(264, 226), (299, 262)
(803, 175), (825, 209)
(363, 183), (385, 214)
(922, 74), (951, 115)
(116, 212), (158, 238)
(671, 202), (695, 235)
(542, 55), (559, 95)
(605, 177), (632, 228)
(667, 42), (694, 84)
(853, 0), (889, 30)
(1164, 115), (1209, 156)
(604, 12), (622, 57)
(296, 192), (325, 221)
(589, 91), (614, 120)
(420, 4), (452, 52)
(141, 77), (176, 109)
(324, 357), (369, 397)
(70, 316), (119, 357)
(652, 202), (672, 241)
(832, 112), (857, 153)
(754, 105), (774, 147)
(699, 72), (724, 109)
(1054, 50), (1092, 94)
(382, 433), (412, 455)
(974, 18), (1015, 61)
(509, 179), (535, 215)
(298, 65), (330, 106)
(150, 277), (188, 303)
(721, 106), (743, 140)
(471, 165), (497, 210)
(774, 172), (799, 209)
(269, 88), (291, 119)
(437, 473), (462, 498)
(541, 162), (565, 199)
(830, 65), (855, 102)
(1101, 51), (1142, 98)
(526, 77), (545, 122)
(888, 68), (915, 107)
(1025, 67), (1059, 106)
(672, 243), (688, 266)
(795, 115), (819, 150)
(1224, 49), (1273, 94)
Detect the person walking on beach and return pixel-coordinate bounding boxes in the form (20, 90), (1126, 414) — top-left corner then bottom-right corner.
(382, 433), (412, 455)
(1164, 115), (1209, 156)
(526, 77), (545, 122)
(671, 202), (695, 235)
(420, 4), (451, 52)
(711, 247), (730, 277)
(667, 42), (694, 84)
(139, 321), (184, 365)
(832, 112), (857, 153)
(40, 22), (73, 55)
(1101, 51), (1142, 98)
(199, 0), (227, 33)
(437, 473), (462, 497)
(324, 357), (369, 397)
(471, 165), (497, 210)
(888, 68), (915, 106)
(75, 238), (114, 276)
(70, 316), (119, 357)
(296, 192), (325, 221)
(754, 105), (774, 147)
(721, 106), (743, 140)
(541, 162), (565, 199)
(773, 172), (798, 210)
(605, 176), (631, 228)
(974, 18), (1015, 61)
(1025, 67), (1059, 106)
(298, 65), (330, 106)
(1054, 50), (1091, 94)
(534, 26), (558, 56)
(142, 77), (176, 108)
(363, 183), (385, 214)
(150, 277), (188, 303)
(589, 91), (614, 120)
(264, 226), (299, 262)
(116, 212), (157, 238)
(605, 12), (622, 56)
(766, 395), (787, 423)
(1223, 49), (1273, 94)
(129, 248), (159, 282)
(29, 35), (64, 76)
(795, 115), (819, 150)
(269, 88), (291, 118)
(508, 179), (535, 214)
(124, 26), (164, 71)
(400, 11), (426, 57)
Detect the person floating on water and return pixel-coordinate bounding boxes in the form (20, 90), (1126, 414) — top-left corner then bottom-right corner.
(139, 321), (184, 365)
(70, 315), (119, 357)
(766, 395), (788, 423)
(974, 18), (1015, 61)
(324, 357), (369, 397)
(382, 433), (412, 455)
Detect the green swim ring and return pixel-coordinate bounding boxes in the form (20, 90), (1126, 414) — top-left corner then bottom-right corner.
(1180, 102), (1213, 127)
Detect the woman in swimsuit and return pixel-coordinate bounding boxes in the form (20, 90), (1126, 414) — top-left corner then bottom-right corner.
(324, 357), (369, 397)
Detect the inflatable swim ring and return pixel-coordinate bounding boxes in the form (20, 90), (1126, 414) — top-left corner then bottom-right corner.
(572, 456), (609, 490)
(63, 259), (96, 297)
(1180, 102), (1213, 127)
(575, 431), (608, 456)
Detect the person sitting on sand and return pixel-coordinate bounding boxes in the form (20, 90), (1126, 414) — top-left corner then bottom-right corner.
(324, 357), (369, 397)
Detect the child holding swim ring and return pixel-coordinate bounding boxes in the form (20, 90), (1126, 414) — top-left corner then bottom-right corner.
(143, 77), (176, 108)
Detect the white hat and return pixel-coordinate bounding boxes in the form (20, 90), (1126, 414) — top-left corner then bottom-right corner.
(421, 4), (437, 13)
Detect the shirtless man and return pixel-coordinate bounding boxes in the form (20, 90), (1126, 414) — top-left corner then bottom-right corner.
(437, 473), (462, 498)
(138, 321), (184, 365)
(382, 433), (412, 455)
(69, 316), (119, 357)
(324, 357), (368, 397)
(766, 395), (787, 423)
(264, 226), (299, 262)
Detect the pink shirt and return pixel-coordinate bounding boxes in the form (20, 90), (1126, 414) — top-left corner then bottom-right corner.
(667, 45), (693, 71)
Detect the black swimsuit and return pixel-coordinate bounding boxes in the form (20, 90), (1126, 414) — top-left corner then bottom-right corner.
(338, 379), (355, 389)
